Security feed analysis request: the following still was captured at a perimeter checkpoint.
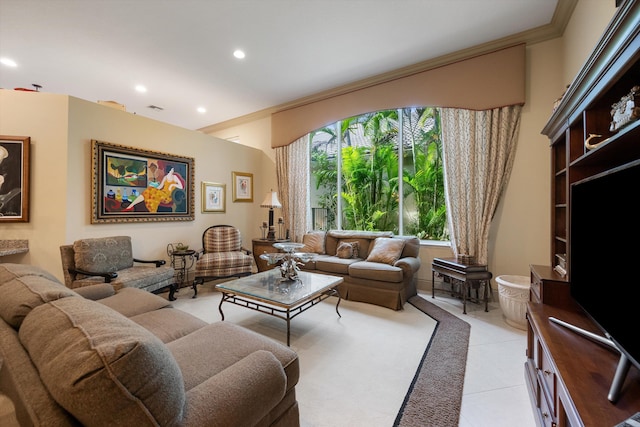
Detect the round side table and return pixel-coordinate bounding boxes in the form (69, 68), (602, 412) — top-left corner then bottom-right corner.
(167, 244), (196, 290)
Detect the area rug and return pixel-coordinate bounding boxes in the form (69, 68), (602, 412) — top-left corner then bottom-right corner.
(393, 295), (471, 427)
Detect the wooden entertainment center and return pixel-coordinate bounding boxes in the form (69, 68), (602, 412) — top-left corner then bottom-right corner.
(526, 2), (640, 426)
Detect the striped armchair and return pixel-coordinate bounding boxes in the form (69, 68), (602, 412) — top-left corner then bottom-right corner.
(192, 225), (253, 297)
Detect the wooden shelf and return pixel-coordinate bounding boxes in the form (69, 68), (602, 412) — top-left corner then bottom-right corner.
(530, 2), (640, 426)
(527, 302), (640, 426)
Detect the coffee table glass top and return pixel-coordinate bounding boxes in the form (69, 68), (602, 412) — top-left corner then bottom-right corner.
(216, 269), (342, 307)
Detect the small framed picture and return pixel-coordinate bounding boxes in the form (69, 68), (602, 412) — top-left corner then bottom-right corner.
(232, 171), (253, 202)
(202, 181), (225, 212)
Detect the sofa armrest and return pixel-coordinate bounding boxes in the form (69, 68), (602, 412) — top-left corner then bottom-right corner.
(68, 268), (118, 283)
(73, 283), (116, 300)
(182, 350), (286, 426)
(133, 258), (166, 267)
(394, 256), (421, 277)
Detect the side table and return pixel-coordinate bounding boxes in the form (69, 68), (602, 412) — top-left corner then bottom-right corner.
(252, 238), (290, 272)
(431, 257), (492, 314)
(167, 244), (196, 295)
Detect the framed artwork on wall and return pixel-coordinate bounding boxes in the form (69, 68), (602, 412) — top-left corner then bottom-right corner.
(232, 171), (253, 202)
(202, 181), (225, 212)
(0, 135), (30, 223)
(91, 140), (195, 223)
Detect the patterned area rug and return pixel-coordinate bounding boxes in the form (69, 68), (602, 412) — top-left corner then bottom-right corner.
(393, 295), (471, 427)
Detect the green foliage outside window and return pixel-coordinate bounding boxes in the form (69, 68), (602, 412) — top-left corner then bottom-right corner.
(310, 107), (447, 240)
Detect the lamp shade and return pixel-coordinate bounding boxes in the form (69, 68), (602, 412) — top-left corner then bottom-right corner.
(260, 191), (282, 209)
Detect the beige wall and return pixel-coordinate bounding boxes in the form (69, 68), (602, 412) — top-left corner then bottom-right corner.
(207, 116), (274, 162)
(0, 91), (69, 274)
(0, 0), (618, 291)
(0, 90), (277, 282)
(204, 0), (618, 293)
(562, 0), (618, 85)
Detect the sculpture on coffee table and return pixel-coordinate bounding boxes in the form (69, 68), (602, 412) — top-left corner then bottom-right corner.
(259, 242), (314, 282)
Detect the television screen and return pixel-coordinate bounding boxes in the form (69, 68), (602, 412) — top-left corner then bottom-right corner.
(570, 159), (640, 374)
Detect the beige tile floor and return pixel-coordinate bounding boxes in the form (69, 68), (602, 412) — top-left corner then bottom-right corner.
(0, 284), (536, 427)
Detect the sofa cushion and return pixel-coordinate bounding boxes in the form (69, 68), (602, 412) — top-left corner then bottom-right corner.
(19, 297), (185, 426)
(302, 231), (326, 254)
(72, 283), (116, 300)
(73, 236), (134, 273)
(167, 322), (299, 393)
(0, 263), (62, 287)
(315, 256), (360, 275)
(349, 261), (404, 283)
(131, 308), (207, 343)
(0, 276), (77, 329)
(366, 237), (406, 265)
(98, 287), (171, 317)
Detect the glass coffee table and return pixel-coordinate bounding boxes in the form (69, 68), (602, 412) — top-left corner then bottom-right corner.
(216, 269), (343, 346)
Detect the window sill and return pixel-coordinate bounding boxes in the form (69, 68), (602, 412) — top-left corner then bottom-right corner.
(419, 240), (451, 247)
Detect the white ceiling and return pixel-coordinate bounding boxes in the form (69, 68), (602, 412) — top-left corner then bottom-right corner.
(0, 0), (561, 131)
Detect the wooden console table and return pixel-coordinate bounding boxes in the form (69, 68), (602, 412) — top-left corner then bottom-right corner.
(431, 257), (492, 314)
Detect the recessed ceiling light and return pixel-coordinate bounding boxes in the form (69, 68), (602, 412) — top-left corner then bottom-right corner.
(233, 49), (245, 59)
(0, 57), (17, 67)
(135, 85), (147, 93)
(197, 107), (207, 114)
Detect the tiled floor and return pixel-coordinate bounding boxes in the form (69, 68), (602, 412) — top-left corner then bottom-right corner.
(0, 284), (536, 427)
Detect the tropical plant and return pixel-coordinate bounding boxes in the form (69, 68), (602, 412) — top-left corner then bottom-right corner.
(309, 107), (447, 239)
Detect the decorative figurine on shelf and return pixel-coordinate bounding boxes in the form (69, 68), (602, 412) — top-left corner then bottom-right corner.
(259, 222), (268, 239)
(610, 85), (640, 132)
(259, 242), (314, 282)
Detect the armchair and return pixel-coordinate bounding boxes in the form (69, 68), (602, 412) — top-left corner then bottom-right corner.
(60, 235), (178, 300)
(192, 225), (253, 297)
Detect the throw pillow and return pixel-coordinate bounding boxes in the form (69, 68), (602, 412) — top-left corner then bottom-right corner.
(302, 231), (326, 254)
(366, 237), (406, 265)
(336, 242), (353, 259)
(345, 241), (360, 258)
(335, 241), (360, 259)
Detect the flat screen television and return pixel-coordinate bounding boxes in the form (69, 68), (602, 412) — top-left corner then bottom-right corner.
(569, 158), (640, 402)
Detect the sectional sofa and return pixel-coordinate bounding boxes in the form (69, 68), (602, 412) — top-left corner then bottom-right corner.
(0, 263), (300, 427)
(299, 230), (421, 310)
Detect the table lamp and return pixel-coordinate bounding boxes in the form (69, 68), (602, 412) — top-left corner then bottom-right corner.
(260, 190), (282, 240)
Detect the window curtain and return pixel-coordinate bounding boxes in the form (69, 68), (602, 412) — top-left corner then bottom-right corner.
(275, 135), (310, 243)
(439, 105), (522, 265)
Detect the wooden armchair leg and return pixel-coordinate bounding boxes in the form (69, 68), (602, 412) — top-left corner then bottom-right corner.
(192, 278), (204, 299)
(168, 283), (178, 301)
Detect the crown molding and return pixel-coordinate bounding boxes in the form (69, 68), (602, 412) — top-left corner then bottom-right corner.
(199, 0), (577, 134)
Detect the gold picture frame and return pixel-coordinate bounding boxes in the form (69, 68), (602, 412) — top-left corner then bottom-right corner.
(0, 135), (30, 222)
(202, 181), (225, 212)
(232, 171), (253, 202)
(91, 140), (195, 223)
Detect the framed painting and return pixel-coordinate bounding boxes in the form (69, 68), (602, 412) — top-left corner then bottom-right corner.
(0, 135), (30, 222)
(202, 181), (225, 212)
(232, 171), (253, 202)
(91, 140), (195, 223)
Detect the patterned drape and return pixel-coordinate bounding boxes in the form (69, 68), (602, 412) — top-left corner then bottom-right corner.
(440, 105), (522, 264)
(275, 135), (310, 242)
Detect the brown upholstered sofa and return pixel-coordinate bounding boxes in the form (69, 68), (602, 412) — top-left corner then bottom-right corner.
(0, 263), (300, 427)
(299, 230), (421, 310)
